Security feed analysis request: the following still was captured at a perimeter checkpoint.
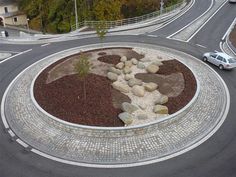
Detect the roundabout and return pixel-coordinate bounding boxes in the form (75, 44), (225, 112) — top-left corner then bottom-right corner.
(1, 43), (230, 168)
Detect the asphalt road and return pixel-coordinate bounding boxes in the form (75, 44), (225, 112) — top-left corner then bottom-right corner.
(1, 1), (236, 177)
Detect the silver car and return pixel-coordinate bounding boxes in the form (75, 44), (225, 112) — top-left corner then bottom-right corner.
(202, 52), (236, 70)
(229, 0), (236, 3)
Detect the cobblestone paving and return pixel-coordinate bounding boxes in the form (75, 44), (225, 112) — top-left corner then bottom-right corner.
(2, 43), (229, 166)
(172, 0), (226, 41)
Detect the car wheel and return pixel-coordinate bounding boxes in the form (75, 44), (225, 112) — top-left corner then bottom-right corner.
(219, 65), (224, 70)
(203, 57), (207, 62)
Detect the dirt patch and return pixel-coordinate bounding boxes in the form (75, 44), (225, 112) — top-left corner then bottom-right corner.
(229, 25), (236, 48)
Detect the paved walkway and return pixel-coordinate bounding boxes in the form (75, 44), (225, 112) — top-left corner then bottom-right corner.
(1, 43), (229, 168)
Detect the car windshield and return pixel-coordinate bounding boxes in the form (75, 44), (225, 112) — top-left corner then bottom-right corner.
(228, 58), (236, 63)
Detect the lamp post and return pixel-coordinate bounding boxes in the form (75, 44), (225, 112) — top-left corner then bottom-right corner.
(74, 0), (78, 30)
(160, 0), (164, 15)
(26, 18), (30, 34)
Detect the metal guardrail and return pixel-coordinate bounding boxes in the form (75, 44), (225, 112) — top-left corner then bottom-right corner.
(71, 0), (186, 31)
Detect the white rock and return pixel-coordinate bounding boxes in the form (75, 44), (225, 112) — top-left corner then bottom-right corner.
(108, 67), (122, 75)
(112, 82), (130, 93)
(124, 74), (133, 81)
(125, 60), (133, 67)
(138, 103), (147, 110)
(153, 105), (168, 114)
(107, 72), (118, 81)
(132, 85), (145, 97)
(146, 64), (159, 73)
(152, 61), (163, 66)
(116, 62), (124, 69)
(121, 102), (139, 113)
(137, 62), (146, 69)
(155, 95), (168, 104)
(131, 58), (138, 65)
(128, 78), (143, 87)
(144, 82), (158, 92)
(123, 66), (132, 74)
(118, 112), (133, 125)
(120, 56), (127, 62)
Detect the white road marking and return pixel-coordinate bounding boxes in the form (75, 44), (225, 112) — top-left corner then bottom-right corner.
(186, 0), (228, 42)
(147, 0), (196, 33)
(196, 44), (207, 48)
(219, 42), (224, 52)
(0, 49), (32, 64)
(167, 0), (214, 39)
(147, 34), (158, 37)
(0, 50), (19, 53)
(16, 139), (29, 148)
(8, 129), (15, 137)
(41, 43), (50, 47)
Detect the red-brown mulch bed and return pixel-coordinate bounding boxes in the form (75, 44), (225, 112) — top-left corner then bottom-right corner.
(158, 60), (196, 114)
(34, 73), (125, 127)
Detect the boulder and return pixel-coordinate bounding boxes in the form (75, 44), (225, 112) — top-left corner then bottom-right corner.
(137, 114), (148, 120)
(118, 112), (133, 125)
(121, 102), (139, 113)
(155, 95), (168, 104)
(128, 78), (143, 87)
(132, 85), (145, 97)
(116, 62), (124, 69)
(138, 103), (147, 110)
(124, 74), (133, 81)
(123, 66), (132, 74)
(146, 64), (159, 73)
(107, 72), (118, 81)
(125, 60), (133, 67)
(108, 67), (122, 75)
(137, 62), (146, 69)
(144, 82), (158, 92)
(152, 61), (163, 66)
(131, 58), (138, 65)
(120, 56), (127, 62)
(153, 105), (168, 114)
(112, 82), (130, 93)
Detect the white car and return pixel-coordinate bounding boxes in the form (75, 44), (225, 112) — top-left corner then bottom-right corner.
(202, 52), (236, 70)
(229, 0), (236, 3)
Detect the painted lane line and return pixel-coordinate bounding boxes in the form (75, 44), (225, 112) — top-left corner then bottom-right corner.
(148, 0), (196, 34)
(167, 0), (214, 39)
(147, 34), (158, 37)
(187, 0), (228, 42)
(219, 42), (224, 52)
(0, 48), (32, 64)
(0, 50), (20, 53)
(8, 129), (15, 137)
(16, 139), (29, 148)
(222, 17), (236, 41)
(196, 44), (207, 48)
(41, 43), (50, 47)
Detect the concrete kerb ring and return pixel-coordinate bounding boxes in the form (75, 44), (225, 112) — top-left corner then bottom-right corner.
(1, 42), (230, 168)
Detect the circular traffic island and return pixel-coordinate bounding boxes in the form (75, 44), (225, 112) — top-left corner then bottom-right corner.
(1, 43), (229, 167)
(33, 47), (196, 127)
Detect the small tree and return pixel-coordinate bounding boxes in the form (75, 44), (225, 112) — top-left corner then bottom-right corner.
(74, 52), (91, 100)
(95, 21), (108, 47)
